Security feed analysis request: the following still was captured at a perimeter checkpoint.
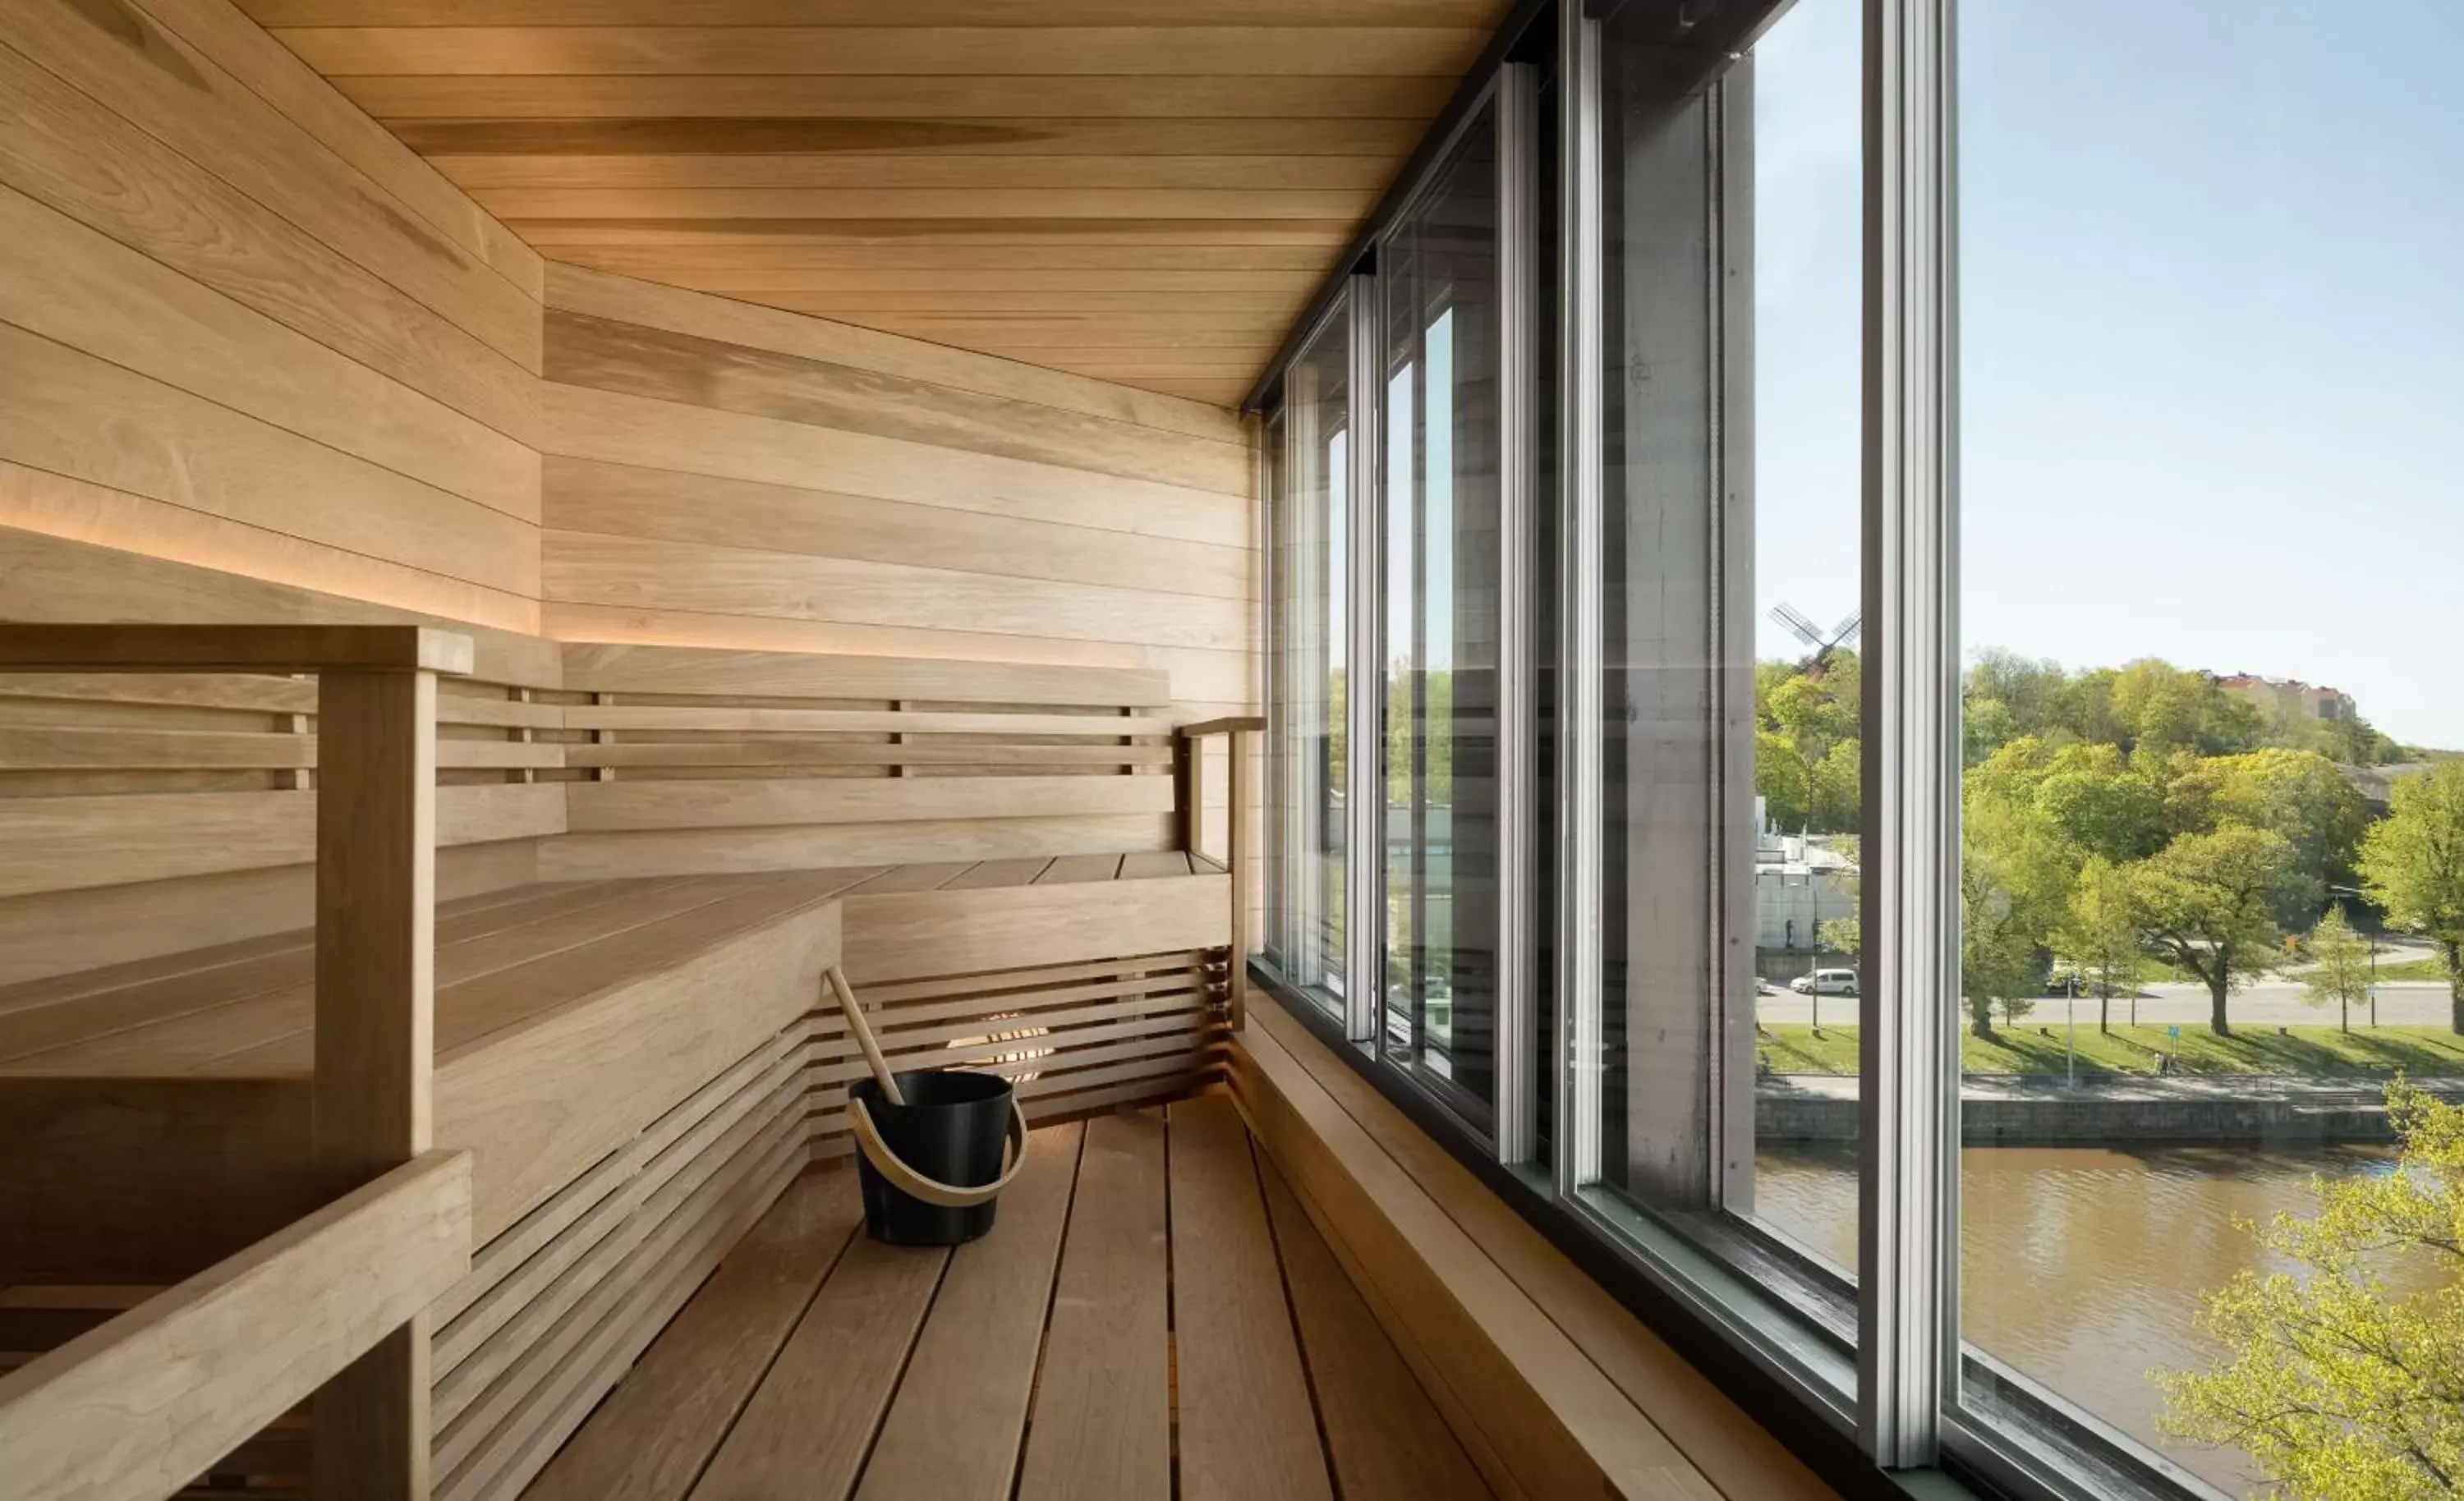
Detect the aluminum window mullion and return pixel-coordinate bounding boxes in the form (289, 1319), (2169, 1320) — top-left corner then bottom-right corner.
(1859, 0), (1961, 1469)
(1495, 62), (1540, 1167)
(1556, 7), (1605, 1200)
(1345, 275), (1386, 1046)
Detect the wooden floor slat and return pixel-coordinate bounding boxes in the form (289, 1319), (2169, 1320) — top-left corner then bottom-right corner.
(855, 1121), (1084, 1500)
(1014, 1109), (1171, 1501)
(689, 1211), (951, 1499)
(526, 1104), (1503, 1501)
(1168, 1095), (1333, 1501)
(1256, 1154), (1493, 1501)
(517, 1159), (862, 1501)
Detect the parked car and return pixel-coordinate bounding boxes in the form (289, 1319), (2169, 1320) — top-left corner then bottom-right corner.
(1790, 967), (1859, 997)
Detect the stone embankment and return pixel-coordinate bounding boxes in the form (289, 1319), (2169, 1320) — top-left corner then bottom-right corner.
(1758, 1073), (2464, 1143)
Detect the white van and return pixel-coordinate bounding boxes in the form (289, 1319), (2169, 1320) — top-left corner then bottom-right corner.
(1790, 967), (1859, 997)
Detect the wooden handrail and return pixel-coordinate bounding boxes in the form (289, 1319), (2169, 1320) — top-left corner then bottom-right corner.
(0, 1150), (473, 1501)
(0, 623), (453, 1498)
(0, 624), (475, 676)
(1175, 716), (1264, 1029)
(1175, 714), (1266, 740)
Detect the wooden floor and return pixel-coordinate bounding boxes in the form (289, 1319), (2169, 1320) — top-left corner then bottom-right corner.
(526, 1094), (1493, 1501)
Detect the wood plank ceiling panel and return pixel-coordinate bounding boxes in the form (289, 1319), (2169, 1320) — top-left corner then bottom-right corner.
(239, 1), (1512, 406)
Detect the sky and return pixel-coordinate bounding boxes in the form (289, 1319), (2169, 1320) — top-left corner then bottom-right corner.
(1752, 0), (2464, 748)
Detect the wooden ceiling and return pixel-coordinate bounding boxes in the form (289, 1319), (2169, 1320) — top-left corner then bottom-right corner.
(237, 1), (1515, 407)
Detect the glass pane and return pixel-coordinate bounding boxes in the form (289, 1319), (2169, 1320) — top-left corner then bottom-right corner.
(1267, 305), (1351, 1007)
(1382, 103), (1503, 1127)
(1737, 0), (1866, 1278)
(1957, 2), (2464, 1490)
(1578, 0), (1862, 1277)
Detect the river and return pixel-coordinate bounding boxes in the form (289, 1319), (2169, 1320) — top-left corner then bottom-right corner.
(1753, 1142), (2407, 1494)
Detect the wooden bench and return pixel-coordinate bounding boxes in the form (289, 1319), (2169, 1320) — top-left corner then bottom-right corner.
(0, 597), (1254, 1499)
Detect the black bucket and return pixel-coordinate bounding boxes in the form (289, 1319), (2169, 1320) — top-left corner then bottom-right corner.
(850, 1068), (1014, 1245)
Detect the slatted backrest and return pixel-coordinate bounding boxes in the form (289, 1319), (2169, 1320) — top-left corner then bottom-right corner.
(0, 643), (569, 987)
(542, 645), (1181, 879)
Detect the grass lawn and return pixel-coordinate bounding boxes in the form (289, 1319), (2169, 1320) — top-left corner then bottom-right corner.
(2374, 956), (2455, 984)
(1756, 1022), (2464, 1077)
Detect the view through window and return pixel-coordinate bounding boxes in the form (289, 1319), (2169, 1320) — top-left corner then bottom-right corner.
(1951, 1), (2464, 1490)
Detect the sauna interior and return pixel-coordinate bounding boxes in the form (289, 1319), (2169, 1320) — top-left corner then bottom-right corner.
(0, 2), (1855, 1499)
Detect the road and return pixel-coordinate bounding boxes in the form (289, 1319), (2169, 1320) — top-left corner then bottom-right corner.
(1756, 978), (2456, 1027)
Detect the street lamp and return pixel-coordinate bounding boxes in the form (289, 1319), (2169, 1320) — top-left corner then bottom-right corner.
(2328, 884), (2380, 1027)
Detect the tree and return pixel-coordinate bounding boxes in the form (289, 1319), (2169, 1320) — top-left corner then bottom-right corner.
(2159, 1081), (2464, 1499)
(2061, 855), (2142, 1033)
(1961, 792), (2068, 1037)
(2361, 761), (2464, 1037)
(2124, 825), (2298, 1036)
(2172, 749), (2370, 921)
(2301, 903), (2374, 1035)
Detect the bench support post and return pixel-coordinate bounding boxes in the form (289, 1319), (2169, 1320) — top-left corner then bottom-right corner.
(312, 666), (439, 1500)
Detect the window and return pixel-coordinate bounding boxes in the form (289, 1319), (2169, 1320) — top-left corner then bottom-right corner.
(1955, 2), (2464, 1492)
(1258, 0), (2457, 1493)
(1381, 99), (1504, 1131)
(1265, 306), (1351, 1010)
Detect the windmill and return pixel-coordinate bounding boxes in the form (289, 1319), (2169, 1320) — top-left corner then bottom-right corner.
(1770, 603), (1861, 678)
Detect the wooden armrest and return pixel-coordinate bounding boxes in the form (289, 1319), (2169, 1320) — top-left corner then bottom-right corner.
(0, 1149), (472, 1501)
(0, 625), (475, 676)
(1176, 715), (1266, 739)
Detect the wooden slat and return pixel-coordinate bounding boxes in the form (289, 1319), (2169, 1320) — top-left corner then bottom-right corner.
(1014, 1108), (1170, 1501)
(1168, 1095), (1333, 1501)
(335, 74), (1459, 120)
(939, 856), (1054, 890)
(241, 0), (1504, 25)
(1037, 851), (1125, 884)
(537, 813), (1175, 883)
(562, 705), (1172, 737)
(522, 1170), (861, 1501)
(1119, 849), (1197, 879)
(689, 1232), (949, 1498)
(558, 641), (1169, 709)
(854, 1120), (1083, 1500)
(0, 1150), (471, 1501)
(566, 774), (1175, 833)
(1257, 1154), (1492, 1501)
(842, 874), (1228, 986)
(567, 741), (1171, 770)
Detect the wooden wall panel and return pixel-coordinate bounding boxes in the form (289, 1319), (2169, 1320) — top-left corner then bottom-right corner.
(540, 269), (1261, 744)
(0, 0), (544, 629)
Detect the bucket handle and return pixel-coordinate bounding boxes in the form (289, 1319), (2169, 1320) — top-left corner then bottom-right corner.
(848, 1091), (1029, 1209)
(826, 964), (1029, 1209)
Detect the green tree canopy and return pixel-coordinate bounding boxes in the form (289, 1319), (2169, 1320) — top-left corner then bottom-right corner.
(2059, 854), (2143, 1033)
(2361, 760), (2464, 1035)
(2123, 825), (2299, 1036)
(2301, 903), (2374, 1035)
(2161, 1081), (2464, 1499)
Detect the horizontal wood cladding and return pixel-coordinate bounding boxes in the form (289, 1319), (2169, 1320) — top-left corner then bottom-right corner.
(0, 527), (562, 686)
(0, 0), (543, 626)
(560, 641), (1169, 709)
(230, 2), (1514, 402)
(539, 815), (1177, 883)
(540, 271), (1258, 725)
(0, 783), (565, 899)
(567, 776), (1177, 834)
